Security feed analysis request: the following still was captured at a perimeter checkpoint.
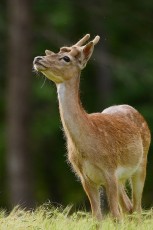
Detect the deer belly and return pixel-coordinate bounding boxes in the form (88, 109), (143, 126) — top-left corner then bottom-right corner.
(116, 166), (138, 181)
(81, 162), (139, 186)
(82, 160), (105, 185)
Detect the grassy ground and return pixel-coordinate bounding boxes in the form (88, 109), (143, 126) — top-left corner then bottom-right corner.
(0, 205), (153, 230)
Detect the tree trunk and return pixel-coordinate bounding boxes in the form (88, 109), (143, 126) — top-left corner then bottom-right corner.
(6, 0), (34, 209)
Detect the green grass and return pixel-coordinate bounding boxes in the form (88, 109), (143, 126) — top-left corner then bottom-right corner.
(0, 205), (153, 230)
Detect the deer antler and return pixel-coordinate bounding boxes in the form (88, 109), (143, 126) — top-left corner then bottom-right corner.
(59, 34), (100, 58)
(68, 35), (100, 59)
(75, 34), (90, 46)
(92, 35), (100, 45)
(75, 34), (100, 47)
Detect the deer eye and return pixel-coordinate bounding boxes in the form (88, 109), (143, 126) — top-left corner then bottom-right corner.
(62, 56), (70, 62)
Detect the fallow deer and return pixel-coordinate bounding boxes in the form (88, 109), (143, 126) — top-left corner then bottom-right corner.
(33, 34), (151, 221)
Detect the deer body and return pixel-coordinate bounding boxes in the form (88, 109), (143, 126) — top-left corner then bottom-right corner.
(33, 34), (151, 221)
(57, 78), (143, 183)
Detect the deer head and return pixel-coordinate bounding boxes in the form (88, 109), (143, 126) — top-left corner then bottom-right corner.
(33, 34), (100, 83)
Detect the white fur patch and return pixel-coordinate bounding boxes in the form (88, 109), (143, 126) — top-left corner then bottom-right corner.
(116, 166), (138, 181)
(102, 105), (135, 115)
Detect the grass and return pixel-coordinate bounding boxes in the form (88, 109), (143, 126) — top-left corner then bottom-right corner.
(0, 204), (153, 230)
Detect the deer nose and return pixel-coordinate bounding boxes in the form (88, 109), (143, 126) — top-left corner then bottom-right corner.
(34, 56), (43, 62)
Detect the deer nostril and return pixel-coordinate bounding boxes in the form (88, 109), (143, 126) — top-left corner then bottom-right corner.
(35, 56), (43, 62)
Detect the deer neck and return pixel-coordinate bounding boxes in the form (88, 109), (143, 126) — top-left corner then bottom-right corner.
(57, 74), (88, 144)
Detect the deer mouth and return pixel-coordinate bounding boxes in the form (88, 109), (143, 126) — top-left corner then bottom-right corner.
(33, 60), (48, 71)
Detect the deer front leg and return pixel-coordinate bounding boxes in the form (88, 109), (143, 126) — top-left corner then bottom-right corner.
(105, 175), (121, 220)
(81, 180), (102, 221)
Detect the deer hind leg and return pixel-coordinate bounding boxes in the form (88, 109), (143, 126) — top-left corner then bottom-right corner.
(118, 183), (133, 214)
(105, 175), (121, 220)
(131, 158), (147, 213)
(81, 180), (102, 220)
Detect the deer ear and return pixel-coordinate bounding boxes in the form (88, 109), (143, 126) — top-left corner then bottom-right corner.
(45, 50), (55, 56)
(82, 41), (94, 62)
(79, 42), (94, 69)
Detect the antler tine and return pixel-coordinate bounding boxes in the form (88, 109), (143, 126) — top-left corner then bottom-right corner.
(92, 35), (100, 45)
(75, 34), (90, 46)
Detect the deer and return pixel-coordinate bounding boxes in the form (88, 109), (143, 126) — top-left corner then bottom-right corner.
(33, 34), (151, 221)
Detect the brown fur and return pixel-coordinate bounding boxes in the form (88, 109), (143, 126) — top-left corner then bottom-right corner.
(33, 34), (151, 221)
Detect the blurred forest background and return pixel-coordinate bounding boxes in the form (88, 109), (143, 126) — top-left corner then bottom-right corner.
(0, 0), (153, 211)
